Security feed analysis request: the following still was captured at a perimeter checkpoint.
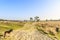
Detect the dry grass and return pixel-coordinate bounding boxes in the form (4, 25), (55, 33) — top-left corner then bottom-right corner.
(0, 21), (60, 40)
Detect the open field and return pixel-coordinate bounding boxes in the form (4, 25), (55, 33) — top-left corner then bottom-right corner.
(0, 20), (60, 40)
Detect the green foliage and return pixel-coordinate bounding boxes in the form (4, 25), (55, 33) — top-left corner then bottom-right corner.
(30, 17), (33, 22)
(0, 21), (24, 35)
(34, 16), (40, 22)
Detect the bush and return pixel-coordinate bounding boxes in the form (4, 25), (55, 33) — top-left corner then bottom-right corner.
(36, 27), (48, 34)
(49, 31), (55, 36)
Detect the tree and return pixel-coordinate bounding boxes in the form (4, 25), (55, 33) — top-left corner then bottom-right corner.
(34, 16), (40, 22)
(30, 17), (33, 22)
(46, 19), (48, 21)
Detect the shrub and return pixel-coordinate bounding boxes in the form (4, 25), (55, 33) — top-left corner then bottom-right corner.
(49, 31), (55, 36)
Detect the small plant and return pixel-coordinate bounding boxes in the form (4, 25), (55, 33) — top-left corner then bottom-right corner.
(36, 26), (48, 34)
(41, 24), (45, 28)
(35, 24), (41, 27)
(49, 31), (55, 36)
(56, 28), (60, 32)
(56, 27), (59, 32)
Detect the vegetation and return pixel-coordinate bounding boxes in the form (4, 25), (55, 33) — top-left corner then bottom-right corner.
(0, 18), (60, 40)
(34, 16), (40, 22)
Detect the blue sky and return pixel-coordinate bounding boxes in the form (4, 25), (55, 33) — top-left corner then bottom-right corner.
(0, 0), (60, 20)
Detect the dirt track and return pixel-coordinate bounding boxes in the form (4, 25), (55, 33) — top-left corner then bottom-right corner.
(1, 23), (58, 40)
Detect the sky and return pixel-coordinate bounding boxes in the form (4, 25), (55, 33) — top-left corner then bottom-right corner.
(0, 0), (60, 20)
